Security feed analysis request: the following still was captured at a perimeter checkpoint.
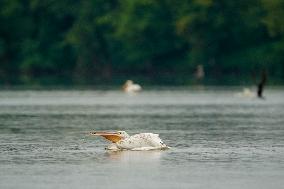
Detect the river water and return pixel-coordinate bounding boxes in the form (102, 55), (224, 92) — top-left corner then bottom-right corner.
(0, 87), (283, 189)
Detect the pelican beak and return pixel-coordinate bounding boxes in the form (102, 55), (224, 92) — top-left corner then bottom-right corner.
(89, 131), (122, 143)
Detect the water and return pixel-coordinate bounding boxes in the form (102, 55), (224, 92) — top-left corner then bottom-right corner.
(0, 87), (283, 189)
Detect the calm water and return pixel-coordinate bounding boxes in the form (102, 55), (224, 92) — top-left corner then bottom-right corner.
(0, 87), (284, 189)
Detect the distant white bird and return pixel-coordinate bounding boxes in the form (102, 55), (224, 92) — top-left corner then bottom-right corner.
(236, 88), (255, 98)
(90, 131), (170, 151)
(122, 80), (142, 93)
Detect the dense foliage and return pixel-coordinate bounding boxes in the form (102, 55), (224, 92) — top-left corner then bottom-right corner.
(0, 0), (283, 85)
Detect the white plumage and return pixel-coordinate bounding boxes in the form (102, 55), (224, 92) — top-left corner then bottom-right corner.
(122, 80), (142, 93)
(236, 88), (255, 98)
(90, 131), (169, 151)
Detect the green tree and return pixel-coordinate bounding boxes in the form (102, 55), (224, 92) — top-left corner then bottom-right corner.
(66, 0), (117, 84)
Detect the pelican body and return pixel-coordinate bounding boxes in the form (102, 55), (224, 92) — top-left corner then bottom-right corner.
(90, 131), (169, 151)
(122, 80), (142, 93)
(236, 88), (255, 98)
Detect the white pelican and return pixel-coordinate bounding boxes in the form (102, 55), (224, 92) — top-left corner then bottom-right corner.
(122, 80), (142, 93)
(236, 88), (255, 98)
(90, 131), (170, 151)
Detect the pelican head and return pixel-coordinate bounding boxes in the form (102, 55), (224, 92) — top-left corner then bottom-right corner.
(90, 130), (129, 143)
(125, 80), (133, 85)
(116, 131), (130, 139)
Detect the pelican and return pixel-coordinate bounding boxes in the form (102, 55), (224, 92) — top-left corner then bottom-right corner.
(90, 131), (170, 151)
(236, 88), (255, 98)
(122, 80), (142, 93)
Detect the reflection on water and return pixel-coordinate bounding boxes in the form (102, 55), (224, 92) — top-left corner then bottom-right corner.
(105, 150), (162, 163)
(0, 88), (284, 189)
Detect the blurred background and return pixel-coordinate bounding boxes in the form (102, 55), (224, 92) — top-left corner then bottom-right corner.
(0, 0), (283, 86)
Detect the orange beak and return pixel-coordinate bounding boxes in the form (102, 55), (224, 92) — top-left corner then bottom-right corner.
(90, 131), (122, 143)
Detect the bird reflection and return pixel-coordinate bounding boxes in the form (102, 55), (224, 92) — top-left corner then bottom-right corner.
(105, 150), (162, 163)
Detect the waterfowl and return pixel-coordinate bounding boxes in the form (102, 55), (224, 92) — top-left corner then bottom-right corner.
(90, 131), (169, 151)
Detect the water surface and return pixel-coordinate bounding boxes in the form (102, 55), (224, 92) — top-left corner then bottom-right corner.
(0, 88), (283, 189)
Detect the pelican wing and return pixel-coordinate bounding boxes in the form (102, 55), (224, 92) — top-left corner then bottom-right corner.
(117, 133), (165, 149)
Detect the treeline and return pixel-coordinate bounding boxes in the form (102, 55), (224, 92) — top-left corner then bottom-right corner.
(0, 0), (284, 85)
